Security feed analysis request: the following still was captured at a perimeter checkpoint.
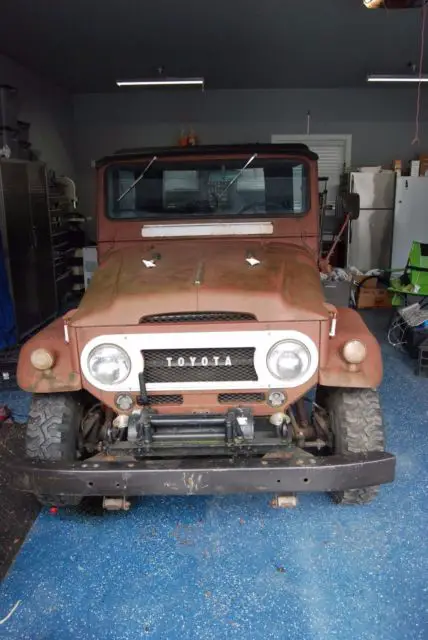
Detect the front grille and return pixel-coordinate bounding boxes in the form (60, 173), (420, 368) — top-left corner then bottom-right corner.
(140, 312), (256, 324)
(218, 393), (266, 404)
(143, 347), (257, 383)
(147, 394), (183, 405)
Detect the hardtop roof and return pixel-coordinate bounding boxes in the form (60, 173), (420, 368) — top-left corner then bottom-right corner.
(96, 143), (318, 167)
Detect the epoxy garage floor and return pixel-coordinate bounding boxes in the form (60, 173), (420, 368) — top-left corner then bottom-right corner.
(0, 312), (427, 640)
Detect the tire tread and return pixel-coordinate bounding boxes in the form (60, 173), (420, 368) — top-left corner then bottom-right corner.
(25, 394), (83, 507)
(317, 387), (385, 505)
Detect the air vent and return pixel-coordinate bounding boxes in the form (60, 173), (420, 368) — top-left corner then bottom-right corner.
(218, 393), (266, 404)
(140, 312), (256, 324)
(143, 348), (257, 383)
(146, 394), (183, 405)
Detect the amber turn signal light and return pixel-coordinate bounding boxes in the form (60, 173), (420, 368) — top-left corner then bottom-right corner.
(342, 340), (367, 365)
(30, 348), (55, 371)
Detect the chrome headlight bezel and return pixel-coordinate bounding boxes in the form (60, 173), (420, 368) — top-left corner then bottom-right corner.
(87, 343), (131, 386)
(266, 335), (318, 387)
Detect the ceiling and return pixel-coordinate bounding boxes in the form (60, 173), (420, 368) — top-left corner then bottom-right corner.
(0, 0), (423, 92)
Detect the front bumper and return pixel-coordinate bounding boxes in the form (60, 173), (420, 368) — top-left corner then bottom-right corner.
(9, 450), (395, 497)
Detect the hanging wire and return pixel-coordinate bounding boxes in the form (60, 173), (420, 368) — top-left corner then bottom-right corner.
(412, 1), (427, 145)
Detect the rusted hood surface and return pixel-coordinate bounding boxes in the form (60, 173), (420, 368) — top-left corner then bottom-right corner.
(70, 241), (329, 327)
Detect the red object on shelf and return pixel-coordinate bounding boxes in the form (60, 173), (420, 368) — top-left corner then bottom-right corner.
(187, 129), (198, 146)
(178, 129), (188, 147)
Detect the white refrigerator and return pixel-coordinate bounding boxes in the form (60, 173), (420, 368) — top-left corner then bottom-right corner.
(391, 177), (428, 271)
(348, 172), (396, 272)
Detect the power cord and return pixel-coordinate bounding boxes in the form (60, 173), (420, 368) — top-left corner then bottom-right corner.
(387, 312), (408, 349)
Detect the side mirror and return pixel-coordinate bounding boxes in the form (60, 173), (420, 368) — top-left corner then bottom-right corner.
(341, 193), (360, 220)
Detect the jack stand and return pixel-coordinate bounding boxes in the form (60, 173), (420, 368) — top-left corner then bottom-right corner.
(270, 494), (298, 509)
(102, 497), (131, 511)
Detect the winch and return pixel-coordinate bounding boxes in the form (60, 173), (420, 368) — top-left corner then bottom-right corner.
(126, 407), (255, 446)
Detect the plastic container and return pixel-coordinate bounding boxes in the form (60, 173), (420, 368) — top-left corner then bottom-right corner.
(404, 323), (428, 359)
(322, 280), (351, 307)
(408, 241), (428, 290)
(0, 85), (17, 129)
(0, 127), (18, 158)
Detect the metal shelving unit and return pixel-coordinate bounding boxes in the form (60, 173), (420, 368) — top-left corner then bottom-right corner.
(0, 160), (57, 341)
(47, 177), (84, 308)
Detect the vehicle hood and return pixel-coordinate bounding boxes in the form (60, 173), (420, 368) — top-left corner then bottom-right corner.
(70, 241), (329, 327)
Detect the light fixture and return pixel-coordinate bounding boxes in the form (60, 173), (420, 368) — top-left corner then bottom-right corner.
(116, 78), (204, 88)
(367, 74), (428, 83)
(363, 1), (425, 7)
(363, 0), (384, 7)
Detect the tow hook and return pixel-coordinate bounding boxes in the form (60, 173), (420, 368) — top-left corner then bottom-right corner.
(270, 494), (298, 509)
(102, 497), (131, 511)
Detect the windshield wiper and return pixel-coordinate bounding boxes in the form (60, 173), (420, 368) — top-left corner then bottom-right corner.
(116, 155), (157, 203)
(218, 153), (257, 199)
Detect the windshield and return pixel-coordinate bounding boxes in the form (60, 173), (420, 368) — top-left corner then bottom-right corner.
(106, 157), (310, 220)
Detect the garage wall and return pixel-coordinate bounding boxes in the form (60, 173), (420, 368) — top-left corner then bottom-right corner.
(0, 54), (74, 177)
(73, 87), (428, 226)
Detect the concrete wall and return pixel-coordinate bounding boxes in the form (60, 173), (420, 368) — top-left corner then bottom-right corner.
(73, 87), (428, 224)
(0, 54), (74, 177)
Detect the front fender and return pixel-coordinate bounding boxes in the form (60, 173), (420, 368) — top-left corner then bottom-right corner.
(17, 318), (82, 393)
(319, 308), (382, 389)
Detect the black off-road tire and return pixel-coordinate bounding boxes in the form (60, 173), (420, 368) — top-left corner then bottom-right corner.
(316, 387), (385, 505)
(26, 394), (83, 507)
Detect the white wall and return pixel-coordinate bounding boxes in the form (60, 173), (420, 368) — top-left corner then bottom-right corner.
(0, 54), (74, 177)
(73, 87), (428, 226)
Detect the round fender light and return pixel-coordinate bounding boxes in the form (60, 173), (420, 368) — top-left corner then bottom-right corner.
(30, 348), (55, 371)
(115, 394), (134, 411)
(342, 340), (367, 365)
(268, 391), (287, 407)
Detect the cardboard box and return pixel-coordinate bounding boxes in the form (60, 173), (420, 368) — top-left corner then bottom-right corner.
(419, 155), (428, 177)
(411, 160), (420, 177)
(354, 276), (393, 309)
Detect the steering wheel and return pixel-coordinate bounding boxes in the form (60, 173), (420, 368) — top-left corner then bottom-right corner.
(238, 201), (289, 214)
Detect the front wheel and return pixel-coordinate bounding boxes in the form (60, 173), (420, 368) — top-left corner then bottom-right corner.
(26, 393), (83, 507)
(316, 387), (385, 505)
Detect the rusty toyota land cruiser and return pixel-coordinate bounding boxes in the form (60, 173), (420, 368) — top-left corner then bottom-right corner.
(15, 144), (395, 508)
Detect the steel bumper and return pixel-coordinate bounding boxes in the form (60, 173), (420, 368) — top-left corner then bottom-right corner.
(9, 451), (396, 497)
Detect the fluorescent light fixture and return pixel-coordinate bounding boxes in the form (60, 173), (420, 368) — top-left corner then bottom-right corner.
(116, 78), (204, 88)
(367, 74), (428, 83)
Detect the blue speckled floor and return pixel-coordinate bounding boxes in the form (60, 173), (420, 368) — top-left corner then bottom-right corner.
(0, 313), (427, 640)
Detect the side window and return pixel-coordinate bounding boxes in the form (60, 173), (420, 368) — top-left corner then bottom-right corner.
(109, 169), (136, 214)
(292, 164), (304, 212)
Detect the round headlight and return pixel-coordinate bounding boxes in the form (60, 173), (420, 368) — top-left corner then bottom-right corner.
(267, 340), (311, 382)
(87, 344), (131, 386)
